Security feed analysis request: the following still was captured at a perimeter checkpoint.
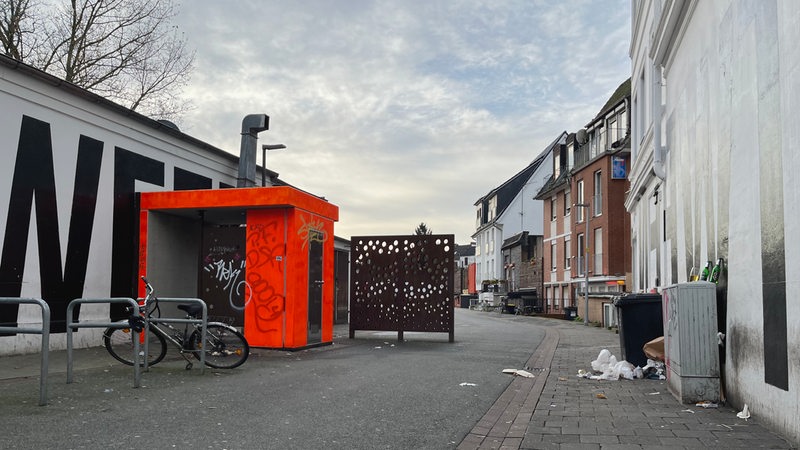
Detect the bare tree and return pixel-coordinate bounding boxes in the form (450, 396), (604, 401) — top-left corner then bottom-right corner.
(0, 0), (44, 61)
(1, 0), (193, 120)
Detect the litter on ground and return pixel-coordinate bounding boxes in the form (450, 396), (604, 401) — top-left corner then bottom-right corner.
(696, 401), (719, 408)
(737, 404), (750, 420)
(502, 368), (535, 378)
(578, 349), (666, 381)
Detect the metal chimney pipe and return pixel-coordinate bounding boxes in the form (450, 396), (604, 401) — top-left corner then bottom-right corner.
(236, 114), (270, 187)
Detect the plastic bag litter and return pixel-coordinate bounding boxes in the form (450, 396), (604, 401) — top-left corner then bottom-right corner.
(588, 349), (636, 380)
(591, 349), (616, 372)
(642, 358), (667, 380)
(737, 404), (750, 420)
(502, 368), (535, 378)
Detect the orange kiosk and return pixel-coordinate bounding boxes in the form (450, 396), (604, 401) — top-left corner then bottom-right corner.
(138, 187), (338, 349)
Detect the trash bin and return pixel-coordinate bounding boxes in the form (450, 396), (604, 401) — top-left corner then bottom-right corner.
(503, 293), (520, 314)
(613, 293), (663, 367)
(459, 295), (475, 309)
(563, 306), (578, 320)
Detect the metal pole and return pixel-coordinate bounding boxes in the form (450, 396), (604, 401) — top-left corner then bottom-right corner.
(261, 146), (267, 187)
(574, 203), (590, 325)
(584, 202), (590, 325)
(261, 144), (286, 187)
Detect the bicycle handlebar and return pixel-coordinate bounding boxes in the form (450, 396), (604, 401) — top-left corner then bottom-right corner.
(140, 276), (158, 315)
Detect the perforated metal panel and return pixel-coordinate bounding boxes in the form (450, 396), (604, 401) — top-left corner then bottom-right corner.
(349, 235), (454, 342)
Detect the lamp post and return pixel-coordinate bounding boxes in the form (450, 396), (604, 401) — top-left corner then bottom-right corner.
(261, 144), (286, 186)
(575, 202), (590, 325)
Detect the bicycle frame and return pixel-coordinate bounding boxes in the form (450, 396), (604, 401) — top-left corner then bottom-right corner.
(105, 277), (248, 370)
(137, 278), (208, 371)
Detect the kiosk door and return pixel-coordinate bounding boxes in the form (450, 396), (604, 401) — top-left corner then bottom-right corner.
(307, 230), (324, 343)
(200, 225), (246, 326)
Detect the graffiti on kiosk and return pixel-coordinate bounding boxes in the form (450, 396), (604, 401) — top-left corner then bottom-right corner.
(203, 254), (252, 311)
(297, 215), (327, 249)
(246, 219), (287, 335)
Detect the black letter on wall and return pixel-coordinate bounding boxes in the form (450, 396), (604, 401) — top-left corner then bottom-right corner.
(110, 148), (164, 318)
(174, 167), (212, 190)
(0, 116), (103, 333)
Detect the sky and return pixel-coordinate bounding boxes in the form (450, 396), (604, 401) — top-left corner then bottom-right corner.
(172, 0), (631, 245)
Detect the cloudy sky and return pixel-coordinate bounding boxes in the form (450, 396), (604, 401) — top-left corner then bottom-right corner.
(173, 0), (631, 244)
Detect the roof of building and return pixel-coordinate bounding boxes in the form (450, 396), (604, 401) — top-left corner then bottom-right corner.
(474, 132), (566, 230)
(534, 168), (570, 200)
(589, 77), (631, 125)
(501, 231), (529, 250)
(454, 243), (476, 257)
(0, 54), (238, 160)
(0, 53), (304, 190)
(534, 78), (632, 200)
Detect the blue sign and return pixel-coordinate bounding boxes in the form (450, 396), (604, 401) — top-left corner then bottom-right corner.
(612, 156), (627, 179)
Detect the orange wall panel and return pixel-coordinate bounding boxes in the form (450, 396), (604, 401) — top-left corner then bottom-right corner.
(244, 209), (287, 348)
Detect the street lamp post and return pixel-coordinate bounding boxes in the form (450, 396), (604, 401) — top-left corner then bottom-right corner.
(575, 203), (590, 325)
(261, 144), (286, 186)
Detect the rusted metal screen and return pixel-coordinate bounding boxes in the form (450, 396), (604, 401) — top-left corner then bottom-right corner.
(349, 234), (454, 342)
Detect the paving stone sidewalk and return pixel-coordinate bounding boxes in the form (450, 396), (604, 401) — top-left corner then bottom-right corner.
(460, 317), (796, 450)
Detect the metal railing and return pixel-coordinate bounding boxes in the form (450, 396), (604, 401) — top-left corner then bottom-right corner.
(0, 298), (51, 406)
(66, 298), (142, 387)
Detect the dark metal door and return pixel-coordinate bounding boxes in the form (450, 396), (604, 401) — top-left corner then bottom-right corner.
(200, 225), (247, 326)
(307, 230), (324, 343)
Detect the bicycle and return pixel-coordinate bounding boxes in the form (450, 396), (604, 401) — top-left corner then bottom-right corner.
(103, 277), (249, 369)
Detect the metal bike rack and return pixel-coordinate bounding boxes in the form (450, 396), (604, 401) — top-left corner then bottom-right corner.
(0, 298), (51, 406)
(66, 298), (142, 388)
(146, 298), (207, 374)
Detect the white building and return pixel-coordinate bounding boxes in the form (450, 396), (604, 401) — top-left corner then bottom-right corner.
(0, 55), (292, 354)
(627, 0), (799, 443)
(472, 134), (562, 294)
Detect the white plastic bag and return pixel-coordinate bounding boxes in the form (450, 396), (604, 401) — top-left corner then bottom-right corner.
(591, 349), (613, 372)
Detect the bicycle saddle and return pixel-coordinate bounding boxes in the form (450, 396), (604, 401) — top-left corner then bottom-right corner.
(177, 303), (203, 318)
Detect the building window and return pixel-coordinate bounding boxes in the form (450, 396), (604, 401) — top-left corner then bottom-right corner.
(554, 150), (561, 178)
(564, 238), (571, 270)
(564, 190), (571, 216)
(577, 180), (585, 222)
(488, 196), (497, 221)
(550, 242), (557, 271)
(593, 170), (602, 216)
(594, 227), (603, 274)
(550, 198), (557, 221)
(577, 233), (585, 276)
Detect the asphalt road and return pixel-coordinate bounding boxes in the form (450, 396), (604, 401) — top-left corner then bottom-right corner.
(0, 309), (546, 449)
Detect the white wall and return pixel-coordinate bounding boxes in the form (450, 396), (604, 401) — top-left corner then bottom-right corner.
(0, 62), (241, 354)
(629, 0), (800, 443)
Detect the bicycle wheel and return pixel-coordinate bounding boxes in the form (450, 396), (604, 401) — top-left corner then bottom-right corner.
(103, 323), (167, 366)
(190, 323), (249, 369)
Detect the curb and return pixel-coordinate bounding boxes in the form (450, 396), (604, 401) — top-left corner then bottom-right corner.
(459, 326), (559, 449)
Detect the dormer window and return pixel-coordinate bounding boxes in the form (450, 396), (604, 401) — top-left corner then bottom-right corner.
(488, 196), (497, 221)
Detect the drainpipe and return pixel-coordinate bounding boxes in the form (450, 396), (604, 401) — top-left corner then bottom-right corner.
(236, 114), (270, 187)
(652, 65), (667, 181)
